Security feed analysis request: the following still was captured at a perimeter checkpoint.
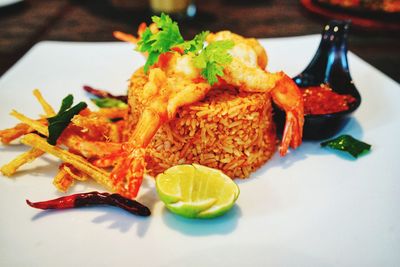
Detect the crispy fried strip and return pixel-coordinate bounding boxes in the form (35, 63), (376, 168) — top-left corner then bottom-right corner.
(0, 123), (33, 144)
(53, 167), (74, 192)
(10, 110), (48, 136)
(20, 133), (113, 190)
(0, 148), (45, 176)
(62, 164), (88, 181)
(33, 89), (56, 116)
(1, 90), (53, 144)
(108, 123), (121, 143)
(53, 164), (89, 192)
(71, 114), (115, 141)
(0, 90), (53, 174)
(113, 31), (138, 44)
(61, 134), (122, 158)
(93, 107), (128, 119)
(71, 114), (109, 130)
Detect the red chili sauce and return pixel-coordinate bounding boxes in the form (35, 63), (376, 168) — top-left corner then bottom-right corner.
(301, 85), (356, 115)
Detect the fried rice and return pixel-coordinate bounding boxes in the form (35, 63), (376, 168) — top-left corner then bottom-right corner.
(124, 68), (277, 178)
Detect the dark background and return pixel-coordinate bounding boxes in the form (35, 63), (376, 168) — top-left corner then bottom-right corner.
(0, 0), (399, 82)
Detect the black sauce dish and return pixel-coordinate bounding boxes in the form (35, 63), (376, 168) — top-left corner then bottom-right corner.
(274, 20), (362, 140)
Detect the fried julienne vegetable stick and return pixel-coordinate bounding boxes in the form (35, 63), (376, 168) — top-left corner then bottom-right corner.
(0, 148), (45, 176)
(0, 123), (33, 144)
(33, 89), (56, 117)
(53, 164), (88, 192)
(20, 133), (113, 191)
(62, 164), (89, 181)
(29, 89), (56, 170)
(1, 90), (118, 191)
(18, 90), (104, 188)
(93, 107), (127, 119)
(10, 110), (48, 136)
(53, 166), (74, 192)
(1, 89), (55, 176)
(0, 89), (54, 145)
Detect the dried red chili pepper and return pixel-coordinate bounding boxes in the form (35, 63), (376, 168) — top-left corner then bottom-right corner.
(83, 85), (127, 103)
(26, 191), (150, 216)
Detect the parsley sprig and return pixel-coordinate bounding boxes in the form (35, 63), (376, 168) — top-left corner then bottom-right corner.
(193, 40), (234, 85)
(137, 13), (184, 72)
(137, 13), (234, 85)
(180, 30), (209, 54)
(47, 95), (87, 145)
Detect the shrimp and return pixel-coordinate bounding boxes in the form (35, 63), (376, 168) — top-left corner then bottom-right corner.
(209, 31), (304, 156)
(111, 63), (211, 199)
(207, 31), (268, 69)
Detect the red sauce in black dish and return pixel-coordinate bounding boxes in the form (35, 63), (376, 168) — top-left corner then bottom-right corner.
(301, 85), (356, 115)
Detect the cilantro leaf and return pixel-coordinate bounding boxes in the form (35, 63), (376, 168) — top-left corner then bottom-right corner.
(136, 13), (231, 84)
(150, 14), (183, 52)
(47, 95), (87, 145)
(136, 13), (185, 72)
(151, 13), (174, 30)
(192, 40), (234, 85)
(91, 98), (128, 108)
(145, 51), (161, 72)
(321, 134), (371, 158)
(137, 28), (153, 53)
(202, 62), (224, 85)
(180, 31), (209, 54)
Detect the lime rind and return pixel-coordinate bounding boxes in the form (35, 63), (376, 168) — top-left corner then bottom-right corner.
(166, 198), (217, 218)
(198, 201), (236, 218)
(155, 185), (180, 204)
(155, 172), (181, 204)
(156, 164), (240, 219)
(198, 180), (239, 218)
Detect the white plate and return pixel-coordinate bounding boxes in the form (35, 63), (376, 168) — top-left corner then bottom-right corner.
(0, 36), (399, 267)
(0, 0), (22, 8)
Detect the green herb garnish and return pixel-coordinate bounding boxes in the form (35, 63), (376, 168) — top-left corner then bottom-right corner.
(179, 31), (209, 54)
(91, 98), (127, 108)
(192, 40), (234, 85)
(137, 13), (184, 72)
(137, 13), (234, 85)
(321, 134), (371, 158)
(47, 95), (87, 145)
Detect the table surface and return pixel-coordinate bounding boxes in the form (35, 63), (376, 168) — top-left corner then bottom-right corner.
(0, 0), (399, 83)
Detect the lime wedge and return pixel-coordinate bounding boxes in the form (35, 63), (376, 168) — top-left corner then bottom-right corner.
(156, 164), (239, 219)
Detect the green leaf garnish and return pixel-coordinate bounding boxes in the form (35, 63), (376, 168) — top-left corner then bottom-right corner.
(58, 94), (73, 114)
(137, 13), (184, 72)
(91, 98), (128, 108)
(179, 31), (209, 54)
(192, 40), (234, 85)
(136, 13), (233, 85)
(321, 134), (371, 158)
(47, 95), (87, 145)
